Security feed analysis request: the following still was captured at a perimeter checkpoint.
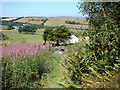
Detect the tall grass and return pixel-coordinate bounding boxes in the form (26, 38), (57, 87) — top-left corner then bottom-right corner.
(1, 42), (57, 89)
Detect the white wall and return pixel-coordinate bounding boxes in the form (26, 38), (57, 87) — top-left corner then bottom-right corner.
(67, 35), (78, 43)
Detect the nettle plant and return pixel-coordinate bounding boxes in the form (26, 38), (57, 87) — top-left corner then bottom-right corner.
(74, 1), (120, 73)
(84, 17), (119, 71)
(62, 18), (120, 88)
(61, 2), (120, 88)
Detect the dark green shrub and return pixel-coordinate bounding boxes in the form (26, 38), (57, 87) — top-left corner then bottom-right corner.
(18, 25), (37, 34)
(0, 32), (9, 40)
(78, 1), (120, 72)
(83, 17), (119, 71)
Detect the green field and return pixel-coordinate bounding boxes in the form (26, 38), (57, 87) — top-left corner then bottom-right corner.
(2, 30), (44, 45)
(0, 25), (9, 30)
(44, 17), (88, 26)
(65, 24), (88, 29)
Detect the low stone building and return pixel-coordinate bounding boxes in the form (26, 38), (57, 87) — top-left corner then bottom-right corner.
(66, 34), (79, 44)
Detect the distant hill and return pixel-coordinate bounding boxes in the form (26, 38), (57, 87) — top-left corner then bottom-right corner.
(14, 16), (88, 29)
(14, 17), (46, 25)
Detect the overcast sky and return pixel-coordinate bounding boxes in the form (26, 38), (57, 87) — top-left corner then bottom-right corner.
(1, 0), (87, 17)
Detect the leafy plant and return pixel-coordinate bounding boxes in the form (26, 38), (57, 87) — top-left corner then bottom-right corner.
(60, 1), (120, 88)
(78, 0), (120, 74)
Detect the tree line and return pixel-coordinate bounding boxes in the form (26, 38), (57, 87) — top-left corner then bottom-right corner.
(18, 25), (37, 34)
(40, 18), (48, 26)
(65, 20), (87, 25)
(9, 17), (24, 22)
(2, 17), (9, 19)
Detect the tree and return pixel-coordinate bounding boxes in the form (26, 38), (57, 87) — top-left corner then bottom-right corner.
(8, 24), (13, 30)
(18, 25), (37, 34)
(52, 26), (72, 45)
(42, 26), (72, 45)
(77, 2), (119, 30)
(18, 27), (22, 34)
(28, 25), (37, 34)
(42, 27), (53, 44)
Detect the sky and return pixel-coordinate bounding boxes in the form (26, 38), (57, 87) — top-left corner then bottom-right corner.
(1, 0), (87, 17)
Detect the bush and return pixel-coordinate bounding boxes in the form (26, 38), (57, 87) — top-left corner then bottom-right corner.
(83, 18), (119, 71)
(0, 32), (9, 40)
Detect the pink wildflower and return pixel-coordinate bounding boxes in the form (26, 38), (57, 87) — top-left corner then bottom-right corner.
(22, 61), (24, 64)
(25, 60), (27, 63)
(24, 55), (25, 58)
(38, 53), (40, 56)
(16, 53), (18, 58)
(35, 50), (37, 54)
(87, 82), (90, 84)
(1, 67), (4, 70)
(20, 53), (22, 57)
(13, 56), (15, 60)
(62, 55), (65, 61)
(11, 58), (13, 61)
(0, 56), (2, 59)
(31, 52), (34, 56)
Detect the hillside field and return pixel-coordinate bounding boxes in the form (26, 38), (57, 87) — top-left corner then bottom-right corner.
(14, 16), (88, 29)
(14, 17), (46, 25)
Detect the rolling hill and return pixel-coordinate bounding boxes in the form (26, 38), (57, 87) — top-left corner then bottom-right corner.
(14, 16), (88, 29)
